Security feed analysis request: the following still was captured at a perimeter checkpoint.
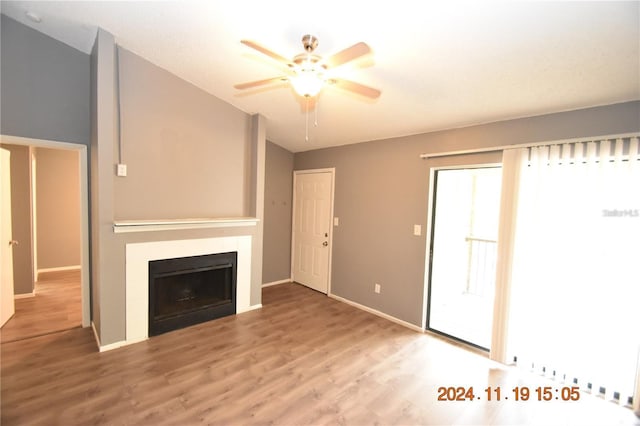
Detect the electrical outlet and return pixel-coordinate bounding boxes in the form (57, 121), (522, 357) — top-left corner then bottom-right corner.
(374, 283), (381, 294)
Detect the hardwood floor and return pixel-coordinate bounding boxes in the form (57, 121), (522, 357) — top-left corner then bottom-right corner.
(1, 269), (82, 343)
(1, 282), (638, 425)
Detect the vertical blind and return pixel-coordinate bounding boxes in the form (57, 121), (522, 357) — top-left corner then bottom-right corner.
(494, 137), (640, 409)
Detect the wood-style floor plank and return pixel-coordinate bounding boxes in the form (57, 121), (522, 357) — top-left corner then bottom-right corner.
(1, 282), (639, 425)
(1, 270), (82, 343)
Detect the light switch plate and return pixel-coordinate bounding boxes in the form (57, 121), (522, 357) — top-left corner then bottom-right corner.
(116, 163), (127, 177)
(413, 224), (421, 236)
(334, 217), (339, 226)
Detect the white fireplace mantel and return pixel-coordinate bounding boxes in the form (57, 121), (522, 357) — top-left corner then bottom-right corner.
(113, 217), (258, 234)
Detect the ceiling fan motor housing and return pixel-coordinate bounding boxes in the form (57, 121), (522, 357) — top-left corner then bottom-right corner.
(302, 34), (319, 52)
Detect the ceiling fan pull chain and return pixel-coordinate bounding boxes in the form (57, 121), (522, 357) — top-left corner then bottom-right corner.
(314, 99), (318, 127)
(305, 97), (309, 142)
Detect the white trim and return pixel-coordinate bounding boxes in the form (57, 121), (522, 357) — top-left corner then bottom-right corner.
(113, 217), (259, 234)
(37, 265), (81, 275)
(30, 147), (37, 285)
(293, 167), (336, 175)
(238, 303), (262, 313)
(15, 291), (35, 299)
(91, 321), (99, 347)
(329, 293), (424, 333)
(419, 132), (639, 159)
(262, 279), (291, 288)
(103, 339), (121, 354)
(327, 170), (336, 296)
(291, 168), (336, 295)
(125, 236), (253, 346)
(1, 134), (86, 150)
(425, 163), (502, 171)
(92, 321), (127, 352)
(1, 134), (90, 329)
(290, 176), (296, 282)
(78, 147), (90, 328)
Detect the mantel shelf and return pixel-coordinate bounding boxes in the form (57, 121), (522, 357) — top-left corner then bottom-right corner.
(113, 217), (259, 234)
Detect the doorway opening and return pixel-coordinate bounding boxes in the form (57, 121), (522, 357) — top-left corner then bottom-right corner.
(426, 166), (502, 350)
(0, 135), (89, 342)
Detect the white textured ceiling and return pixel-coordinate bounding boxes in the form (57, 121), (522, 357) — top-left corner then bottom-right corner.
(2, 1), (639, 153)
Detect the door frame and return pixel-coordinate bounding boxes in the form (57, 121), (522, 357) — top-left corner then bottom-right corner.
(422, 162), (501, 333)
(0, 134), (90, 328)
(1, 148), (16, 326)
(290, 168), (336, 296)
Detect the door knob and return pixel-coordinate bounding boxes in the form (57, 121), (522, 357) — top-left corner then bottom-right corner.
(9, 240), (19, 246)
(322, 241), (328, 247)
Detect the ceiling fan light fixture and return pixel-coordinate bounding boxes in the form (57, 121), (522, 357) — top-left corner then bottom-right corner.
(236, 35), (379, 99)
(290, 68), (324, 98)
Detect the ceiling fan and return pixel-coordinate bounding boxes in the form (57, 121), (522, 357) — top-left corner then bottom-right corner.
(235, 35), (381, 99)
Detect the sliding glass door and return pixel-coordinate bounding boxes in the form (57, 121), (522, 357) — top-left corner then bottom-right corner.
(425, 136), (639, 410)
(427, 167), (502, 350)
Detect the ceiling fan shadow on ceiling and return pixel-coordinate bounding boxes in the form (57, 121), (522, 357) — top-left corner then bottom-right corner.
(234, 35), (381, 101)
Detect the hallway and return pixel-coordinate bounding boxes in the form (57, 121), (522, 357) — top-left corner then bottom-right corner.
(1, 269), (81, 343)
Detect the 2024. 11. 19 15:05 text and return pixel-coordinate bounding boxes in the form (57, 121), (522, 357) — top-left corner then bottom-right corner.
(437, 386), (581, 402)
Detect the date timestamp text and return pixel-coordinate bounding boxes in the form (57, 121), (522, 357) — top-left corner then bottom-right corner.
(437, 386), (580, 402)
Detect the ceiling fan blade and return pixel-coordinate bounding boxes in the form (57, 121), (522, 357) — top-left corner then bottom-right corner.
(331, 79), (381, 99)
(234, 76), (289, 90)
(325, 42), (371, 68)
(241, 40), (291, 66)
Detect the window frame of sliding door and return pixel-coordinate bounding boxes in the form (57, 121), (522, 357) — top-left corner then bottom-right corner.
(423, 162), (502, 353)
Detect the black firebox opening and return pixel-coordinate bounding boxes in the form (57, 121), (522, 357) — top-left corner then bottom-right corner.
(149, 252), (237, 336)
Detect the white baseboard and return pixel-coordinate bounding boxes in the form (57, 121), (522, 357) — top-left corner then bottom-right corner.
(92, 321), (127, 352)
(262, 279), (291, 288)
(237, 303), (262, 314)
(328, 293), (424, 333)
(37, 265), (81, 279)
(99, 340), (128, 352)
(15, 291), (35, 299)
(91, 321), (100, 348)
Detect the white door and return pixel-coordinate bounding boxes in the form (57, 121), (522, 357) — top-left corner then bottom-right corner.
(292, 170), (334, 294)
(1, 148), (16, 327)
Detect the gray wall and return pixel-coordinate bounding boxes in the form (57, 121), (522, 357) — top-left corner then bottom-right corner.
(294, 101), (640, 327)
(1, 14), (89, 294)
(0, 144), (34, 295)
(2, 17), (264, 345)
(90, 34), (263, 346)
(248, 115), (266, 304)
(35, 148), (81, 270)
(0, 14), (90, 146)
(89, 28), (100, 332)
(90, 28), (117, 339)
(115, 48), (250, 219)
(263, 141), (294, 283)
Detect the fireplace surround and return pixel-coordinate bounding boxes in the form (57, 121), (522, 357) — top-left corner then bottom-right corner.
(125, 234), (255, 346)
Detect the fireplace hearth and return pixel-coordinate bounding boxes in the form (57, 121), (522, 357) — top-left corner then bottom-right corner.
(148, 252), (237, 336)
